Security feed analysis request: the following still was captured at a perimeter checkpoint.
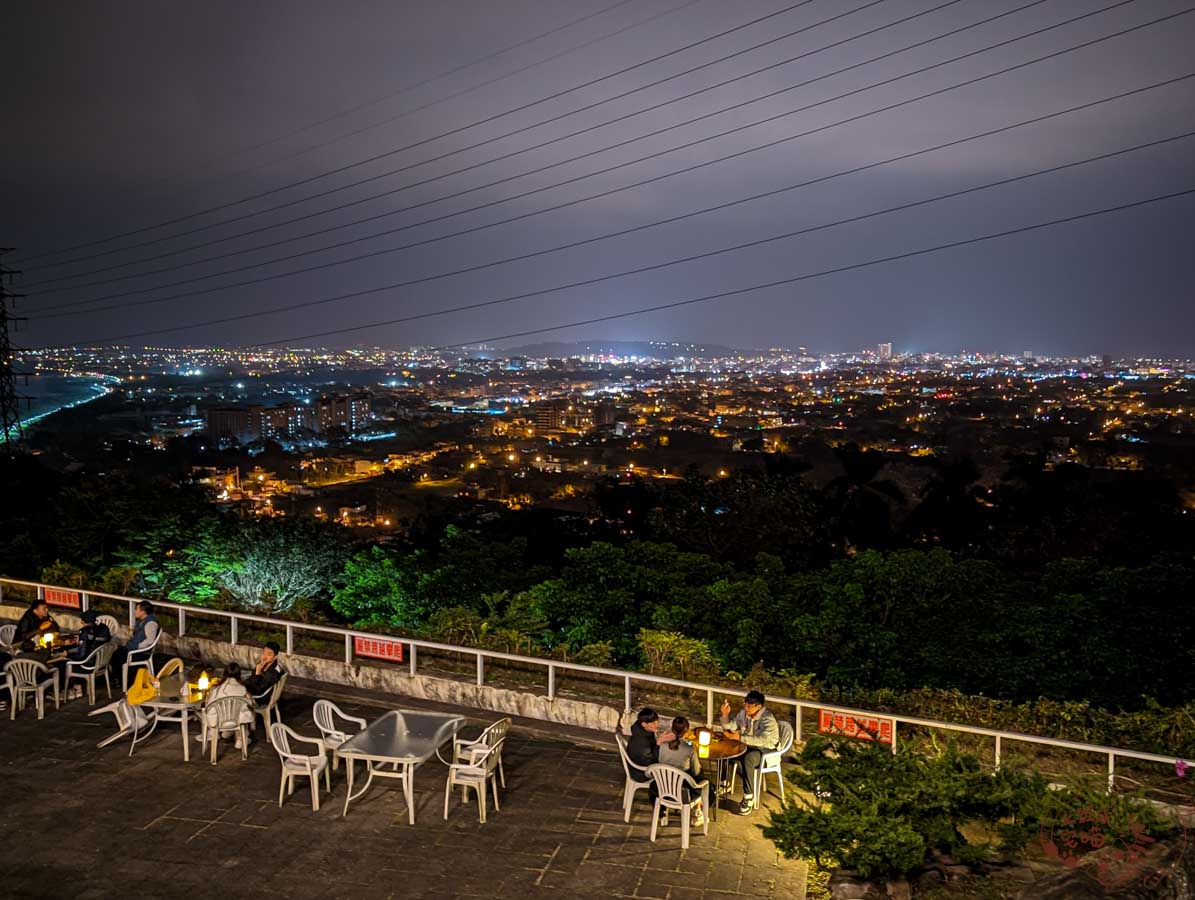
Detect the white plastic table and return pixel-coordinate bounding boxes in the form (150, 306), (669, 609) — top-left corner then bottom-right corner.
(137, 674), (205, 761)
(339, 709), (465, 823)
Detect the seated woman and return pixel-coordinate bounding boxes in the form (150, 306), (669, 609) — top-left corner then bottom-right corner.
(203, 662), (255, 750)
(655, 715), (706, 827)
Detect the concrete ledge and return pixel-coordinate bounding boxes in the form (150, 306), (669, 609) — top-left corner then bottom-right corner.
(3, 604), (621, 733)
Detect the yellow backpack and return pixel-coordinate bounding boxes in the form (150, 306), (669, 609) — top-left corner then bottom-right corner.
(126, 668), (156, 705)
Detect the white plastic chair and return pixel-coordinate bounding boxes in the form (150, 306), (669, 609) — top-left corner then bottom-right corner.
(443, 738), (505, 824)
(95, 615), (120, 635)
(90, 699), (156, 756)
(204, 695), (254, 765)
(64, 641), (117, 704)
(646, 764), (710, 850)
(0, 623), (15, 648)
(157, 657), (184, 679)
(729, 720), (795, 809)
(454, 716), (511, 787)
(5, 658), (61, 720)
(121, 628), (162, 690)
(254, 672), (288, 742)
(615, 732), (652, 823)
(312, 699), (366, 770)
(270, 722), (330, 811)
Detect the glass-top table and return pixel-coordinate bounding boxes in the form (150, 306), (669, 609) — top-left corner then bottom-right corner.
(338, 709), (465, 822)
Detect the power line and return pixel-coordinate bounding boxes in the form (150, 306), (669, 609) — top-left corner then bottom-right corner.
(32, 0), (966, 292)
(179, 0), (644, 179)
(16, 0), (821, 267)
(203, 0), (700, 198)
(402, 187), (1195, 354)
(36, 2), (1182, 320)
(55, 122), (1195, 348)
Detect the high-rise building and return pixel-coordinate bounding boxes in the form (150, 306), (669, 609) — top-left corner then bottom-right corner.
(315, 392), (372, 433)
(877, 342), (893, 361)
(535, 401), (567, 433)
(1022, 351), (1034, 361)
(206, 402), (315, 444)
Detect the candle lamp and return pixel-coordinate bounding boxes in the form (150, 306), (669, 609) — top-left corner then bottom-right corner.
(698, 729), (712, 748)
(197, 671), (210, 692)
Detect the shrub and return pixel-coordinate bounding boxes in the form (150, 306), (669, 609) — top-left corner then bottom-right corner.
(763, 736), (1050, 878)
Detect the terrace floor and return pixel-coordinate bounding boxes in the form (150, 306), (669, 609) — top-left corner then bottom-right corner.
(0, 678), (808, 900)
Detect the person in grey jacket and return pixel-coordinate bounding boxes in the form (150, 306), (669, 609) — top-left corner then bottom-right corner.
(719, 690), (780, 815)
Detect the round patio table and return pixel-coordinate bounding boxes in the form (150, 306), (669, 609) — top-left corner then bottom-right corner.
(686, 730), (745, 822)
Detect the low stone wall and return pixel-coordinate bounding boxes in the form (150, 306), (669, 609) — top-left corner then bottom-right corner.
(2, 604), (621, 733)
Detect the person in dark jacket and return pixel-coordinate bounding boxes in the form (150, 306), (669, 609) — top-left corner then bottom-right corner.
(68, 610), (112, 662)
(625, 708), (675, 802)
(243, 641), (284, 703)
(14, 600), (59, 645)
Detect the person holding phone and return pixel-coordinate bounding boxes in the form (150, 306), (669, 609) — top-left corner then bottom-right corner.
(719, 690), (780, 815)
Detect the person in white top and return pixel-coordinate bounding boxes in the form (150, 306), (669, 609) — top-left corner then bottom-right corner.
(204, 661), (255, 750)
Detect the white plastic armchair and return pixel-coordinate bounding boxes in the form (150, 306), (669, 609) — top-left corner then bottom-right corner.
(0, 624), (15, 649)
(90, 699), (156, 756)
(156, 657), (184, 679)
(254, 673), (288, 742)
(121, 629), (162, 690)
(204, 696), (254, 765)
(646, 764), (710, 850)
(95, 615), (120, 634)
(65, 641), (117, 704)
(5, 658), (61, 720)
(730, 720), (795, 809)
(615, 732), (652, 823)
(312, 699), (366, 770)
(443, 737), (505, 824)
(270, 722), (330, 811)
(454, 716), (511, 787)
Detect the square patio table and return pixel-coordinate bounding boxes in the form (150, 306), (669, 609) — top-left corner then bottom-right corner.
(338, 709), (465, 823)
(134, 674), (207, 762)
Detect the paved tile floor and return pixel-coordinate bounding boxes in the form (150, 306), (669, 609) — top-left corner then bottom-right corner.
(0, 679), (807, 900)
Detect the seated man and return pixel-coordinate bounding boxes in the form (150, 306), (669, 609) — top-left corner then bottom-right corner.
(243, 641), (284, 704)
(14, 599), (59, 645)
(720, 690), (780, 815)
(109, 600), (161, 679)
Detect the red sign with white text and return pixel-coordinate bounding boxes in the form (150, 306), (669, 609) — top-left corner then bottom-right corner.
(44, 588), (82, 609)
(818, 709), (894, 744)
(353, 636), (404, 663)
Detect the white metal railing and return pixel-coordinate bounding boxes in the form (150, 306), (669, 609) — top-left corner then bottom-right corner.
(2, 576), (1188, 789)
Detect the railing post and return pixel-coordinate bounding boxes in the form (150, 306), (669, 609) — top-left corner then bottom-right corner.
(624, 675), (632, 712)
(178, 608), (186, 637)
(409, 644), (417, 677)
(128, 600), (136, 629)
(1107, 753), (1115, 794)
(891, 721), (898, 756)
(286, 624), (293, 655)
(795, 704), (802, 745)
(80, 592), (89, 613)
(38, 584), (45, 602)
(995, 735), (1002, 770)
(345, 634), (353, 665)
(476, 654), (485, 686)
(706, 690), (714, 726)
(548, 664), (556, 701)
(230, 616), (238, 646)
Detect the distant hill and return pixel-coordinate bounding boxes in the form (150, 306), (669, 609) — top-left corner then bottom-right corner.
(489, 340), (746, 360)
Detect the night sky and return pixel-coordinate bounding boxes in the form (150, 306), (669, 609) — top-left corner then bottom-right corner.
(6, 0), (1194, 356)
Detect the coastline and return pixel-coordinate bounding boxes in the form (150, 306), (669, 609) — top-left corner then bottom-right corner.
(22, 375), (116, 426)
